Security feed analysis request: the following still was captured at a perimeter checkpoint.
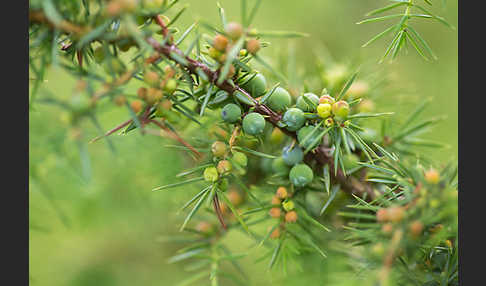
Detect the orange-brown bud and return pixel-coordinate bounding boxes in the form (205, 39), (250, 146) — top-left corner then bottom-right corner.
(246, 39), (261, 54)
(409, 220), (424, 238)
(382, 223), (393, 235)
(285, 211), (298, 223)
(376, 208), (389, 222)
(271, 195), (281, 206)
(276, 187), (288, 199)
(130, 100), (143, 113)
(213, 34), (229, 51)
(269, 207), (282, 218)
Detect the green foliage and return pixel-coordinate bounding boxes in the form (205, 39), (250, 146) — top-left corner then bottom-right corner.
(29, 0), (457, 285)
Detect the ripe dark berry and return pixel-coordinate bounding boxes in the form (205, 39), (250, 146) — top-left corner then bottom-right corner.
(289, 164), (314, 187)
(296, 93), (319, 112)
(242, 112), (266, 135)
(282, 145), (304, 166)
(267, 87), (291, 113)
(221, 103), (242, 123)
(282, 108), (306, 131)
(241, 73), (267, 97)
(297, 125), (323, 150)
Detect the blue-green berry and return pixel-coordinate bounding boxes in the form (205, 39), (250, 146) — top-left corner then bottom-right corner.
(297, 125), (323, 150)
(267, 87), (291, 113)
(221, 103), (242, 123)
(282, 145), (304, 166)
(289, 164), (314, 187)
(296, 93), (319, 112)
(282, 108), (306, 131)
(241, 73), (267, 97)
(242, 112), (266, 135)
(272, 157), (290, 175)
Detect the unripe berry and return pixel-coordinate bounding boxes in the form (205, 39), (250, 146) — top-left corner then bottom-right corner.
(387, 206), (405, 223)
(317, 103), (332, 118)
(409, 220), (424, 238)
(239, 49), (248, 57)
(282, 200), (295, 211)
(297, 125), (322, 150)
(93, 47), (106, 63)
(289, 164), (314, 187)
(425, 168), (440, 184)
(319, 94), (335, 105)
(242, 112), (266, 136)
(246, 38), (261, 54)
(285, 210), (298, 223)
(208, 47), (222, 60)
(296, 93), (319, 112)
(163, 78), (177, 94)
(232, 151), (248, 167)
(143, 0), (165, 9)
(217, 160), (232, 174)
(130, 100), (143, 113)
(272, 157), (290, 175)
(282, 145), (304, 166)
(324, 117), (334, 127)
(212, 34), (229, 51)
(211, 141), (227, 157)
(144, 71), (160, 86)
(103, 58), (126, 75)
(269, 207), (282, 218)
(270, 127), (284, 145)
(221, 103), (242, 123)
(267, 87), (291, 112)
(372, 243), (385, 256)
(225, 22), (243, 40)
(271, 195), (281, 205)
(276, 187), (288, 199)
(282, 108), (306, 131)
(376, 208), (389, 222)
(203, 166), (219, 182)
(332, 100), (350, 119)
(241, 73), (267, 97)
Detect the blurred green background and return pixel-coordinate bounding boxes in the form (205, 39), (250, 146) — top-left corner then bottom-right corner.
(29, 0), (457, 285)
